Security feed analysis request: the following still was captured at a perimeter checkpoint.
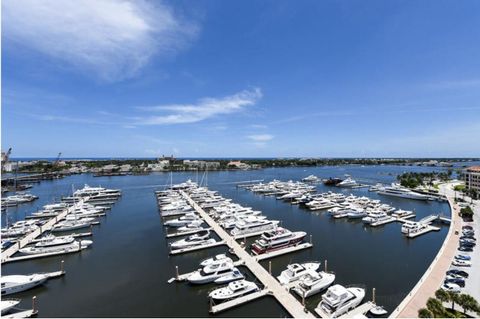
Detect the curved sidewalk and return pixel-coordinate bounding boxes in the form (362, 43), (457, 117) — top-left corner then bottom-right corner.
(390, 183), (461, 318)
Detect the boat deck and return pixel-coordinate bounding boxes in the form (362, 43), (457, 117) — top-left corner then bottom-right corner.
(180, 191), (315, 318)
(169, 240), (226, 255)
(338, 301), (376, 318)
(255, 243), (313, 261)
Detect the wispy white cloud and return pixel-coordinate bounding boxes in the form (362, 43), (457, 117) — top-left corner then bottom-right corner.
(134, 88), (262, 125)
(2, 0), (198, 81)
(247, 134), (274, 142)
(250, 124), (268, 129)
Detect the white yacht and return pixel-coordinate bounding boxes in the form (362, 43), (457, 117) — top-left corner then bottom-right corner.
(377, 183), (430, 200)
(315, 284), (365, 318)
(277, 262), (321, 285)
(20, 239), (92, 255)
(188, 265), (236, 284)
(164, 213), (201, 227)
(230, 217), (279, 237)
(1, 299), (21, 315)
(1, 274), (49, 295)
(214, 269), (245, 284)
(401, 221), (428, 234)
(34, 234), (74, 247)
(292, 270), (336, 298)
(336, 177), (358, 188)
(362, 211), (391, 224)
(302, 175), (320, 182)
(346, 208), (367, 219)
(209, 280), (259, 300)
(170, 231), (215, 249)
(251, 228), (306, 255)
(51, 218), (95, 232)
(200, 254), (232, 267)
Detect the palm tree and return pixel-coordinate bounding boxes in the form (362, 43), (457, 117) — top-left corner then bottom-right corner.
(447, 291), (460, 311)
(458, 294), (480, 315)
(435, 289), (450, 305)
(427, 297), (445, 318)
(418, 308), (434, 318)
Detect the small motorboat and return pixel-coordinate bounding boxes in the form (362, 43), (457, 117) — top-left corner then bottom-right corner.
(214, 268), (244, 284)
(370, 305), (388, 316)
(1, 274), (50, 295)
(200, 254), (232, 267)
(1, 299), (21, 315)
(277, 262), (321, 285)
(170, 230), (215, 250)
(208, 280), (259, 300)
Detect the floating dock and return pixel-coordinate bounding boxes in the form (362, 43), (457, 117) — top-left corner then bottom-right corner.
(406, 225), (441, 238)
(179, 191), (315, 318)
(210, 289), (271, 314)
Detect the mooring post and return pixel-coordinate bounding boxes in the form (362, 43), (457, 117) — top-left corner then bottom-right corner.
(269, 261), (272, 274)
(310, 234), (312, 245)
(209, 296), (213, 312)
(175, 266), (179, 280)
(61, 260), (65, 273)
(325, 259), (328, 272)
(372, 287), (376, 304)
(78, 240), (81, 250)
(32, 296), (37, 312)
(302, 290), (306, 306)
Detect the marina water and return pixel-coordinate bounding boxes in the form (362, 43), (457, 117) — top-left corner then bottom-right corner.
(1, 165), (452, 317)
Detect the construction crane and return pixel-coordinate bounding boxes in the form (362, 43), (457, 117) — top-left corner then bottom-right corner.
(1, 148), (12, 172)
(54, 152), (62, 166)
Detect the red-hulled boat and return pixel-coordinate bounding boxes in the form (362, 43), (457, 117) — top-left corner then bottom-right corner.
(251, 227), (306, 255)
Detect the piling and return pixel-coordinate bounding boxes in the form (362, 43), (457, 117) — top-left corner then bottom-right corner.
(61, 260), (64, 273)
(268, 261), (272, 274)
(325, 259), (328, 272)
(176, 266), (179, 280)
(32, 296), (37, 312)
(372, 287), (376, 304)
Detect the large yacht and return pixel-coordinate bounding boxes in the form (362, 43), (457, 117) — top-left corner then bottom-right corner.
(336, 177), (358, 188)
(208, 280), (259, 300)
(401, 221), (428, 234)
(292, 270), (336, 298)
(251, 228), (306, 255)
(377, 183), (430, 200)
(362, 211), (392, 224)
(230, 217), (279, 237)
(315, 284), (365, 318)
(277, 262), (321, 285)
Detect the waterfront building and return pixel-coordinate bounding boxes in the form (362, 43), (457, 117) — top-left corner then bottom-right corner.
(463, 166), (480, 198)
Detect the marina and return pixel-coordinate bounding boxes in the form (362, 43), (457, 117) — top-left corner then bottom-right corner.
(1, 166), (455, 317)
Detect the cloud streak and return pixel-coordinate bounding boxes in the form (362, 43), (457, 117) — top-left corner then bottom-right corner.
(2, 0), (198, 81)
(247, 134), (274, 142)
(135, 88), (262, 125)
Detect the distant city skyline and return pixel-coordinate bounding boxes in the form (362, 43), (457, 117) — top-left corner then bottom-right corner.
(2, 0), (480, 158)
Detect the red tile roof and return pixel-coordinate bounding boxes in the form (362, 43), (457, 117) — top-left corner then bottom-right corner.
(467, 166), (480, 172)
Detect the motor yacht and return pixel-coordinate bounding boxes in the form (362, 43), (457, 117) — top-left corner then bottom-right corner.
(214, 269), (245, 284)
(277, 262), (321, 285)
(1, 273), (50, 295)
(292, 270), (336, 298)
(251, 228), (306, 255)
(170, 230), (215, 249)
(346, 208), (367, 219)
(51, 218), (95, 232)
(377, 183), (430, 200)
(187, 265), (236, 284)
(314, 284), (365, 318)
(200, 254), (232, 267)
(164, 213), (201, 227)
(336, 177), (358, 188)
(1, 299), (21, 315)
(20, 240), (92, 255)
(401, 221), (428, 234)
(230, 217), (279, 237)
(34, 234), (75, 247)
(362, 211), (391, 224)
(208, 280), (259, 300)
(302, 175), (320, 182)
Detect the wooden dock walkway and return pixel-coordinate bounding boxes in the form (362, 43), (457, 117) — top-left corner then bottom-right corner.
(180, 191), (315, 318)
(210, 289), (271, 314)
(1, 198), (88, 264)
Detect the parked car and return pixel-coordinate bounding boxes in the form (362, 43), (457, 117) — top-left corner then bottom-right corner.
(445, 278), (465, 287)
(442, 283), (461, 293)
(455, 254), (471, 261)
(458, 246), (473, 252)
(447, 269), (469, 278)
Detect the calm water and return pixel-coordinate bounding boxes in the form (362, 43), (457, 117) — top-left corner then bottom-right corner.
(2, 165), (452, 317)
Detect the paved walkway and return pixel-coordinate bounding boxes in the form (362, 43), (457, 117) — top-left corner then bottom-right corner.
(391, 183), (461, 318)
(180, 191), (314, 318)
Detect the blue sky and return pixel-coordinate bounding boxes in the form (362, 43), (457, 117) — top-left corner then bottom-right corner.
(2, 0), (480, 158)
